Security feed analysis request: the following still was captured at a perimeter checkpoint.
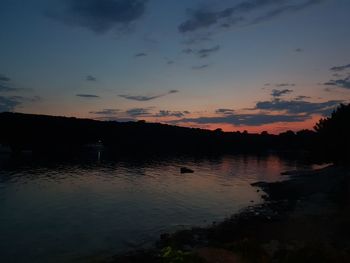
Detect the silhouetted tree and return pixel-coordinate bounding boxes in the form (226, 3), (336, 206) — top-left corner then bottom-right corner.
(314, 103), (350, 162)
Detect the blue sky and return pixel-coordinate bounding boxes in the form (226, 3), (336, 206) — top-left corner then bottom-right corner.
(1, 0), (350, 133)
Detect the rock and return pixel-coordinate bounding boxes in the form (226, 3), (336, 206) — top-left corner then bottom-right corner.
(181, 167), (194, 174)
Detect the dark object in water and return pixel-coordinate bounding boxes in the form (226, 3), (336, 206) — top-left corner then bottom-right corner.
(181, 167), (194, 174)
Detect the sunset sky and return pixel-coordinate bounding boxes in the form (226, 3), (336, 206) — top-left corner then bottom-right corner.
(1, 0), (350, 133)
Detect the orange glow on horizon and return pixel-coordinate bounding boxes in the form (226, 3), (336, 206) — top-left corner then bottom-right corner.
(160, 115), (321, 135)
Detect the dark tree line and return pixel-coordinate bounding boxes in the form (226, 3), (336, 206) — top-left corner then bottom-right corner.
(0, 104), (349, 161)
(314, 103), (350, 162)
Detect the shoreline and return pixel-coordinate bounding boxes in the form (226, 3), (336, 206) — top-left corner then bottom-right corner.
(104, 164), (350, 263)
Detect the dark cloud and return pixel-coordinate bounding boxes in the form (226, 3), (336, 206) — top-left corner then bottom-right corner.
(171, 113), (308, 126)
(96, 116), (136, 122)
(295, 48), (303, 52)
(178, 0), (282, 33)
(0, 84), (19, 92)
(251, 0), (325, 25)
(29, 96), (42, 102)
(0, 74), (11, 82)
(295, 95), (311, 101)
(0, 75), (27, 93)
(271, 89), (293, 97)
(0, 96), (22, 112)
(275, 83), (295, 87)
(135, 52), (147, 57)
(119, 90), (179, 101)
(90, 107), (188, 120)
(0, 95), (40, 112)
(216, 108), (235, 114)
(197, 45), (220, 58)
(182, 34), (213, 45)
(324, 77), (350, 89)
(182, 46), (220, 58)
(255, 99), (342, 115)
(170, 97), (341, 127)
(126, 108), (151, 117)
(330, 63), (350, 72)
(0, 74), (15, 92)
(90, 109), (120, 115)
(179, 0), (324, 34)
(155, 110), (190, 118)
(50, 0), (148, 34)
(182, 48), (194, 54)
(86, 75), (97, 82)
(76, 94), (100, 98)
(192, 64), (209, 70)
(119, 94), (159, 101)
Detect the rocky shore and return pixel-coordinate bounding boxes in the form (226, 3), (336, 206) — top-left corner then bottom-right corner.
(100, 165), (350, 263)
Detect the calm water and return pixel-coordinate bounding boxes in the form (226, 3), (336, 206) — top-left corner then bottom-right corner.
(0, 153), (312, 262)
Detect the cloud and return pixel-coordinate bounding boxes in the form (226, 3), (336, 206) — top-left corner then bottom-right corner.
(154, 110), (190, 118)
(50, 0), (148, 34)
(330, 63), (350, 72)
(295, 48), (303, 52)
(182, 48), (194, 54)
(90, 109), (120, 115)
(295, 95), (311, 101)
(0, 74), (13, 92)
(96, 116), (136, 122)
(0, 84), (19, 92)
(0, 74), (26, 93)
(76, 94), (100, 98)
(216, 108), (235, 114)
(90, 107), (189, 120)
(192, 64), (210, 70)
(169, 97), (342, 127)
(250, 0), (325, 25)
(135, 52), (147, 57)
(255, 99), (342, 115)
(179, 0), (324, 34)
(271, 89), (293, 97)
(119, 90), (179, 101)
(0, 74), (11, 82)
(324, 77), (350, 89)
(0, 96), (22, 112)
(119, 94), (160, 101)
(169, 90), (179, 94)
(178, 0), (281, 33)
(0, 95), (40, 112)
(197, 45), (220, 58)
(171, 113), (308, 127)
(126, 108), (151, 117)
(275, 83), (295, 87)
(86, 75), (97, 82)
(183, 46), (220, 58)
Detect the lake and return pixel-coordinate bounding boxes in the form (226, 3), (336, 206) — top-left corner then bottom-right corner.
(0, 153), (313, 262)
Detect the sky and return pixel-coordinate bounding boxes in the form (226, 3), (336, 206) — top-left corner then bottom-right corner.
(0, 0), (350, 134)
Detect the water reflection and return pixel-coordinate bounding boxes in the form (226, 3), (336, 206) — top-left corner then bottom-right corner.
(0, 153), (312, 263)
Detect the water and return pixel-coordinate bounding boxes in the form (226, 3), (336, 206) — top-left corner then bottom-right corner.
(0, 153), (312, 262)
